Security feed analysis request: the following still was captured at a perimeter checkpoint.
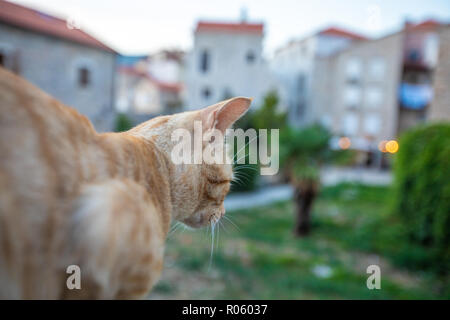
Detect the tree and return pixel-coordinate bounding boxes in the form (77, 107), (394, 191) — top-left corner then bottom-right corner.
(251, 90), (287, 131)
(115, 113), (134, 132)
(230, 91), (287, 192)
(392, 123), (450, 276)
(280, 124), (349, 236)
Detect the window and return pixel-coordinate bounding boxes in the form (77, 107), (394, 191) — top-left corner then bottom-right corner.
(246, 50), (256, 64)
(345, 57), (362, 82)
(72, 58), (95, 88)
(0, 46), (20, 73)
(424, 33), (439, 67)
(297, 74), (305, 93)
(201, 87), (211, 100)
(200, 50), (210, 73)
(363, 114), (381, 135)
(368, 57), (385, 80)
(343, 113), (358, 136)
(407, 49), (420, 62)
(296, 101), (305, 118)
(78, 67), (90, 88)
(342, 112), (358, 136)
(117, 94), (129, 113)
(344, 85), (361, 107)
(365, 86), (383, 108)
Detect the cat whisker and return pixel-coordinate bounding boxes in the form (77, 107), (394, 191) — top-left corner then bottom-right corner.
(233, 153), (251, 165)
(216, 220), (220, 251)
(167, 221), (182, 238)
(223, 215), (240, 231)
(219, 219), (229, 234)
(234, 164), (259, 172)
(232, 135), (258, 163)
(233, 171), (251, 184)
(231, 175), (245, 187)
(234, 170), (251, 178)
(208, 220), (216, 270)
(231, 178), (245, 187)
(170, 221), (181, 231)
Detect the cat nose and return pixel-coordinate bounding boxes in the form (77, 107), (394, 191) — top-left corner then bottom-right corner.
(220, 204), (226, 216)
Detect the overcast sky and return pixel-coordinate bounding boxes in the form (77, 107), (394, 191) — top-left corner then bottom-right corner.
(10, 0), (450, 56)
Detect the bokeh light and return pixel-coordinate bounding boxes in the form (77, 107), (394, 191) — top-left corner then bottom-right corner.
(338, 137), (351, 150)
(378, 140), (388, 152)
(385, 140), (399, 153)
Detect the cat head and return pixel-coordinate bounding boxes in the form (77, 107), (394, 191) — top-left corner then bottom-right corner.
(133, 97), (252, 228)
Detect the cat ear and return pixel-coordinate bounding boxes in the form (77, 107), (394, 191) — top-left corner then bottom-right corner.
(201, 97), (252, 133)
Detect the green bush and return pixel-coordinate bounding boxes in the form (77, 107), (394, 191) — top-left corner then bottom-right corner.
(392, 123), (450, 274)
(230, 140), (260, 192)
(115, 113), (134, 132)
(251, 91), (287, 131)
(229, 91), (286, 192)
(231, 162), (259, 192)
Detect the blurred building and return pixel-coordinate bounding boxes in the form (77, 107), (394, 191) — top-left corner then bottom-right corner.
(147, 49), (185, 86)
(278, 19), (446, 167)
(185, 19), (276, 110)
(321, 21), (441, 155)
(0, 0), (117, 131)
(312, 31), (404, 165)
(430, 24), (450, 122)
(115, 51), (184, 124)
(271, 27), (367, 126)
(397, 20), (440, 133)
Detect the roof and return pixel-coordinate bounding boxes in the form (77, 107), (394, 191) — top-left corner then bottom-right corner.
(0, 0), (115, 53)
(118, 66), (182, 93)
(406, 19), (442, 31)
(195, 21), (264, 35)
(319, 27), (368, 41)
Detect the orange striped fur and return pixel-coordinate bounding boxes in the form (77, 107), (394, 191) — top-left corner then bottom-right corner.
(0, 67), (251, 299)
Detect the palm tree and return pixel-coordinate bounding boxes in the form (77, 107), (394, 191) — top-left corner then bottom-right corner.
(280, 124), (344, 236)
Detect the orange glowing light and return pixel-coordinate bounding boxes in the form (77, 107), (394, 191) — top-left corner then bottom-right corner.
(338, 137), (351, 150)
(378, 140), (388, 152)
(385, 140), (399, 153)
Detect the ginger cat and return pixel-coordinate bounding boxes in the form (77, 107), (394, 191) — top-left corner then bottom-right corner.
(0, 67), (251, 299)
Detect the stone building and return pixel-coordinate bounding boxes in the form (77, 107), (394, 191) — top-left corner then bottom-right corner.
(312, 32), (404, 154)
(116, 56), (183, 125)
(185, 19), (276, 110)
(309, 20), (445, 167)
(397, 20), (440, 133)
(429, 24), (450, 122)
(115, 52), (184, 125)
(271, 27), (367, 126)
(0, 0), (117, 131)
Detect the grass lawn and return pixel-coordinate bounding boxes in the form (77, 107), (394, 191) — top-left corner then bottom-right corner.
(148, 183), (448, 299)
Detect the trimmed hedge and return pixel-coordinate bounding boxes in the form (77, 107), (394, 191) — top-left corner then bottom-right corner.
(392, 123), (450, 274)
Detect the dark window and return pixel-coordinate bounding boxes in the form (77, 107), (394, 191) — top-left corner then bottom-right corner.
(202, 87), (211, 100)
(297, 74), (305, 92)
(296, 101), (305, 118)
(200, 50), (210, 73)
(78, 67), (90, 88)
(0, 50), (20, 74)
(408, 49), (421, 62)
(346, 77), (360, 85)
(246, 50), (255, 64)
